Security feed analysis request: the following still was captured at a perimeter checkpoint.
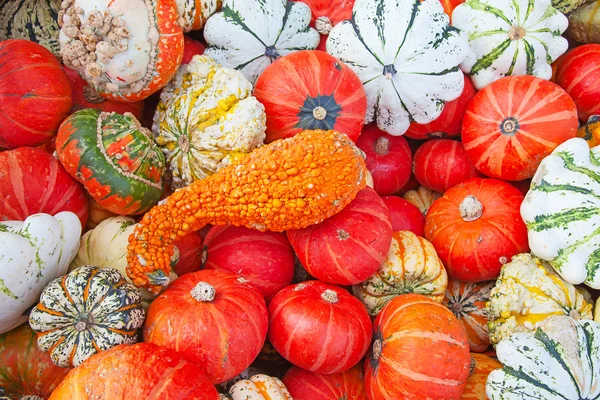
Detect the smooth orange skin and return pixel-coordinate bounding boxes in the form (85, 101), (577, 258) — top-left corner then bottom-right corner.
(461, 354), (502, 399)
(49, 343), (219, 400)
(365, 294), (471, 400)
(127, 129), (367, 293)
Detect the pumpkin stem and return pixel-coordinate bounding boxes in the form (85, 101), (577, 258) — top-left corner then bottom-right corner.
(321, 289), (339, 303)
(459, 195), (483, 222)
(315, 16), (333, 35)
(508, 26), (526, 40)
(313, 106), (327, 121)
(191, 281), (216, 302)
(372, 339), (382, 361)
(75, 321), (88, 332)
(569, 309), (581, 321)
(374, 136), (390, 155)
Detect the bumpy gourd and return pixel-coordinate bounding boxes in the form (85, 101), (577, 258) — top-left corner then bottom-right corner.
(153, 55), (266, 188)
(487, 253), (593, 345)
(127, 129), (367, 293)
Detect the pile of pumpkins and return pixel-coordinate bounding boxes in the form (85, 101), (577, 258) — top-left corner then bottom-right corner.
(2, 0), (600, 398)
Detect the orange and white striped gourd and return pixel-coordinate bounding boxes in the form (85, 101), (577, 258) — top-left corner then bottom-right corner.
(228, 374), (292, 400)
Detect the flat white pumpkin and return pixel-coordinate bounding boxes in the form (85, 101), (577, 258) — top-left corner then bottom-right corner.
(203, 0), (320, 83)
(452, 0), (569, 90)
(326, 0), (469, 135)
(521, 138), (600, 289)
(0, 212), (81, 334)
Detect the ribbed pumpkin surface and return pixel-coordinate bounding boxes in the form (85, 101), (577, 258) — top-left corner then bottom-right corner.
(283, 365), (367, 399)
(461, 353), (501, 399)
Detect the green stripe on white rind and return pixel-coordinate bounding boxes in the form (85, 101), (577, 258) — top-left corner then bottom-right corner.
(469, 39), (512, 76)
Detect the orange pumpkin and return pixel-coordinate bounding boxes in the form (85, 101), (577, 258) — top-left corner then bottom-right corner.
(577, 115), (600, 147)
(461, 353), (502, 399)
(365, 294), (471, 399)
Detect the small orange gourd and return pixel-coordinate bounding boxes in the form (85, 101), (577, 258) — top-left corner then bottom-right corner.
(127, 129), (367, 293)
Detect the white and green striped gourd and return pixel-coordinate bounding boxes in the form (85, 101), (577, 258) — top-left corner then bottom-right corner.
(521, 138), (600, 290)
(452, 0), (569, 90)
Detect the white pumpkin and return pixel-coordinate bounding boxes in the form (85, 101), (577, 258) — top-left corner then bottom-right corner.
(203, 0), (320, 83)
(0, 212), (81, 334)
(487, 316), (600, 399)
(452, 0), (569, 90)
(521, 138), (600, 289)
(229, 374), (292, 400)
(326, 0), (469, 136)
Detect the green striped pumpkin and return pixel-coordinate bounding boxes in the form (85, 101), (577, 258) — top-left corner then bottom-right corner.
(486, 316), (600, 399)
(55, 109), (166, 216)
(452, 0), (569, 90)
(0, 0), (61, 58)
(521, 138), (600, 290)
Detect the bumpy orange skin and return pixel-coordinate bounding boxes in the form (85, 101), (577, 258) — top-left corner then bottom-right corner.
(127, 129), (367, 293)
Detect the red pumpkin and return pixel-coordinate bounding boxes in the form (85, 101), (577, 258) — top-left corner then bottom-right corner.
(182, 35), (206, 64)
(461, 353), (502, 399)
(62, 66), (145, 120)
(397, 174), (420, 195)
(555, 45), (600, 122)
(462, 75), (578, 181)
(292, 0), (356, 50)
(144, 269), (268, 384)
(202, 225), (295, 300)
(381, 196), (425, 236)
(405, 75), (475, 140)
(0, 147), (89, 226)
(287, 187), (393, 285)
(172, 231), (204, 276)
(356, 124), (413, 195)
(424, 178), (529, 282)
(283, 365), (367, 400)
(0, 40), (72, 149)
(48, 343), (219, 400)
(253, 50), (366, 143)
(0, 324), (71, 399)
(413, 139), (481, 193)
(365, 294), (471, 400)
(269, 280), (372, 374)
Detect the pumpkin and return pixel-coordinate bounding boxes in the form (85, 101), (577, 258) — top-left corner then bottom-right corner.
(487, 253), (594, 345)
(356, 124), (413, 195)
(521, 138), (600, 289)
(268, 280), (372, 374)
(0, 212), (81, 334)
(486, 316), (600, 399)
(176, 0), (221, 32)
(0, 323), (71, 399)
(58, 0), (184, 102)
(0, 40), (72, 149)
(0, 147), (89, 226)
(253, 50), (367, 143)
(462, 75), (579, 181)
(283, 365), (367, 400)
(405, 74), (476, 140)
(56, 109), (166, 216)
(365, 293), (471, 399)
(578, 115), (600, 147)
(153, 55), (266, 189)
(172, 231), (205, 276)
(555, 45), (600, 122)
(461, 353), (502, 399)
(62, 66), (144, 120)
(452, 0), (568, 90)
(29, 265), (145, 367)
(381, 196), (425, 236)
(202, 225), (295, 300)
(402, 185), (442, 215)
(444, 279), (494, 353)
(0, 0), (61, 57)
(228, 375), (292, 400)
(48, 343), (219, 400)
(353, 230), (448, 316)
(203, 0), (320, 84)
(182, 35), (207, 64)
(425, 178), (529, 282)
(326, 0), (469, 136)
(413, 139), (481, 193)
(287, 187), (393, 285)
(567, 1), (600, 44)
(143, 269), (268, 384)
(292, 0), (356, 50)
(126, 129), (368, 294)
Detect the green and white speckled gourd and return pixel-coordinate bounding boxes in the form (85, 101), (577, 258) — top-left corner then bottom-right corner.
(203, 0), (320, 84)
(487, 315), (600, 399)
(0, 212), (81, 334)
(153, 55), (266, 188)
(452, 0), (569, 90)
(326, 0), (469, 135)
(521, 138), (600, 289)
